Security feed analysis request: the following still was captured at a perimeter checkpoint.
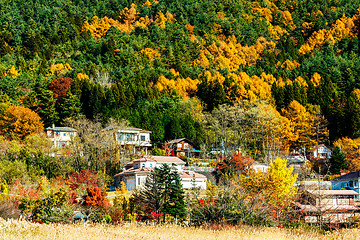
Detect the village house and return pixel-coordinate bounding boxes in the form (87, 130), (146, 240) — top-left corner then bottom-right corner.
(332, 171), (360, 199)
(295, 189), (360, 224)
(166, 138), (202, 158)
(103, 126), (152, 155)
(311, 144), (332, 159)
(45, 125), (77, 148)
(114, 155), (207, 190)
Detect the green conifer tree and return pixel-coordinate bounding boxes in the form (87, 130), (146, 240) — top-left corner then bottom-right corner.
(329, 146), (347, 174)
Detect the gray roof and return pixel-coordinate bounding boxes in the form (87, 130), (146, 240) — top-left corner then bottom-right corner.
(332, 171), (360, 182)
(45, 127), (77, 132)
(102, 126), (151, 133)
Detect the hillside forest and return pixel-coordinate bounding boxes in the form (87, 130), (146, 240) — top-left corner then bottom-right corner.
(2, 0), (360, 175)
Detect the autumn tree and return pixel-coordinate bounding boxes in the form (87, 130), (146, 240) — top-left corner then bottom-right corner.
(203, 101), (295, 160)
(48, 77), (73, 102)
(241, 158), (298, 218)
(82, 187), (108, 206)
(215, 153), (254, 181)
(281, 100), (316, 150)
(0, 105), (44, 139)
(334, 137), (360, 172)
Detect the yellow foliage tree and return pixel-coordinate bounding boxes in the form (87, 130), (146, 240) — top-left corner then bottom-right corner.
(0, 105), (44, 139)
(50, 63), (72, 76)
(299, 8), (360, 54)
(278, 59), (300, 71)
(156, 75), (199, 99)
(83, 4), (140, 39)
(334, 137), (360, 171)
(140, 48), (161, 61)
(134, 16), (152, 29)
(76, 73), (89, 81)
(226, 72), (273, 102)
(282, 100), (316, 150)
(281, 10), (296, 30)
(241, 158), (298, 209)
(310, 72), (321, 87)
(5, 66), (19, 78)
(155, 11), (167, 28)
(193, 36), (275, 71)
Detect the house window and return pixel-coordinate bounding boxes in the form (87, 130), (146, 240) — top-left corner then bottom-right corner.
(63, 133), (66, 136)
(125, 134), (135, 142)
(350, 181), (354, 187)
(138, 178), (141, 186)
(142, 163), (145, 168)
(150, 164), (152, 168)
(117, 133), (124, 141)
(141, 135), (145, 141)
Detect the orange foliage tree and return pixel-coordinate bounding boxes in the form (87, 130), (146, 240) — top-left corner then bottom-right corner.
(82, 187), (108, 206)
(0, 105), (44, 139)
(215, 153), (254, 177)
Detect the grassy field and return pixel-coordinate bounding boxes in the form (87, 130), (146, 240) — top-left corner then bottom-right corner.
(1, 219), (359, 240)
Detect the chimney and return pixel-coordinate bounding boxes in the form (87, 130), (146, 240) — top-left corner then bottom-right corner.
(52, 123), (55, 129)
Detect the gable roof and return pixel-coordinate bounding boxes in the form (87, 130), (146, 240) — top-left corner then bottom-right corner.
(311, 144), (332, 153)
(146, 155), (185, 164)
(45, 127), (77, 132)
(114, 167), (152, 177)
(167, 138), (199, 149)
(332, 171), (360, 182)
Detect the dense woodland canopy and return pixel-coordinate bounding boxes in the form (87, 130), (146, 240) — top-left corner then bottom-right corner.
(2, 0), (360, 165)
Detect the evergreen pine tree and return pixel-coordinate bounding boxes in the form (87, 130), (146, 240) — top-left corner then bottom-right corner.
(139, 164), (186, 221)
(348, 90), (360, 138)
(329, 146), (347, 174)
(80, 79), (92, 119)
(36, 87), (59, 126)
(60, 91), (82, 119)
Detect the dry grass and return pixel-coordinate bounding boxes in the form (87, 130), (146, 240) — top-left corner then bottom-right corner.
(0, 219), (359, 240)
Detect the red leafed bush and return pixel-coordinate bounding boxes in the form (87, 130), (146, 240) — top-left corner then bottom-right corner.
(66, 170), (100, 192)
(149, 211), (164, 222)
(48, 77), (73, 100)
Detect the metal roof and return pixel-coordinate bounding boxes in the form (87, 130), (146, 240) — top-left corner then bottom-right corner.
(332, 171), (360, 182)
(45, 127), (77, 132)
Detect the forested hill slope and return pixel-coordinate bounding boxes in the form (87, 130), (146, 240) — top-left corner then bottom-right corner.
(1, 0), (360, 146)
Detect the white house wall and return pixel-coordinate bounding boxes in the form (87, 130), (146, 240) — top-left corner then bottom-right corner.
(181, 178), (207, 189)
(116, 131), (151, 146)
